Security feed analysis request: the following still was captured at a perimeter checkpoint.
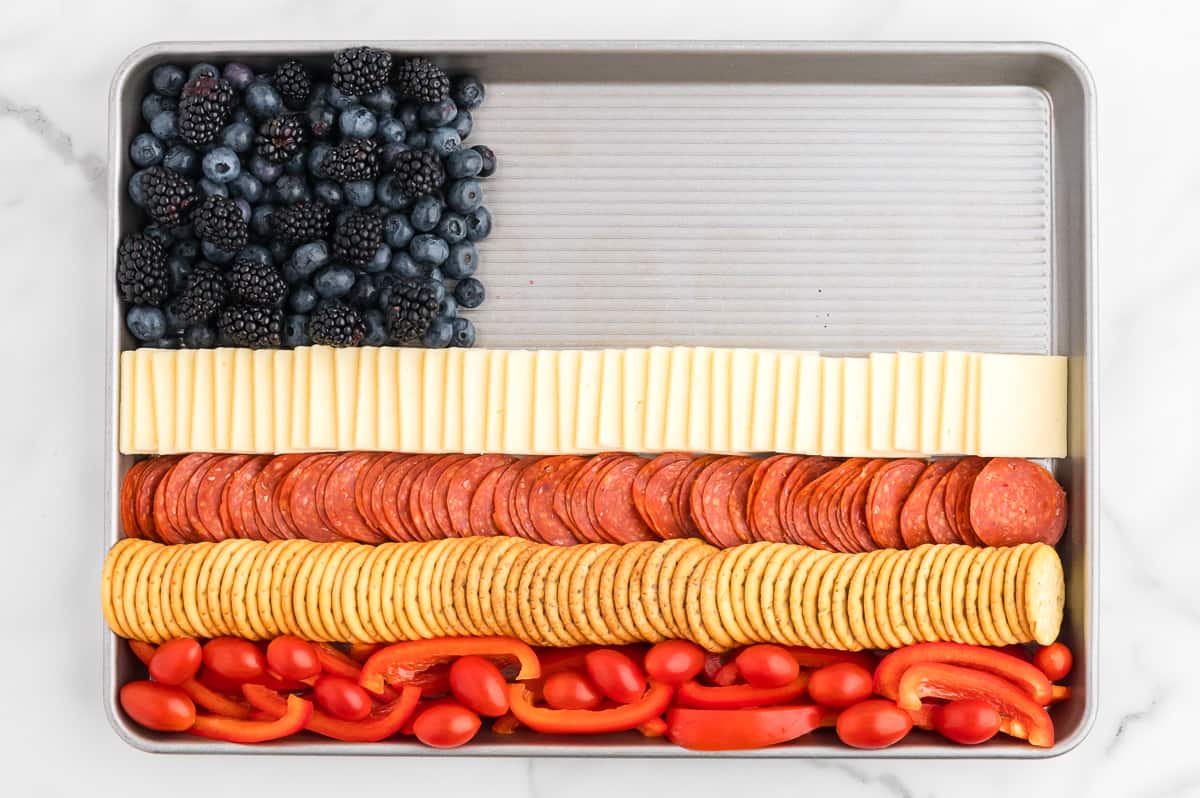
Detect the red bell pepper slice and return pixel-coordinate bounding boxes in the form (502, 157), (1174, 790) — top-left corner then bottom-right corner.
(1048, 684), (1071, 706)
(906, 702), (937, 731)
(665, 705), (822, 751)
(710, 662), (740, 687)
(535, 645), (646, 678)
(636, 717), (667, 738)
(360, 637), (540, 694)
(508, 681), (673, 734)
(243, 683), (420, 742)
(128, 640), (157, 666)
(896, 663), (1054, 748)
(491, 713), (522, 735)
(786, 647), (876, 673)
(190, 694), (313, 743)
(128, 639), (253, 719)
(673, 673), (810, 709)
(348, 643), (383, 663)
(313, 643), (404, 700)
(875, 642), (1053, 706)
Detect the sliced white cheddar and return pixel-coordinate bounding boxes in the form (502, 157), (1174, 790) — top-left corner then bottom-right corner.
(252, 349), (274, 452)
(709, 348), (732, 453)
(729, 348), (756, 453)
(532, 349), (558, 453)
(686, 347), (713, 452)
(375, 347), (400, 450)
(641, 347), (671, 452)
(272, 350), (293, 452)
(841, 357), (869, 456)
(892, 352), (921, 452)
(484, 349), (507, 452)
(556, 350), (581, 453)
(212, 348), (236, 451)
(938, 351), (970, 454)
(289, 347), (310, 451)
(793, 351), (823, 454)
(174, 349), (195, 454)
(965, 352), (981, 455)
(919, 351), (944, 454)
(333, 346), (360, 450)
(150, 349), (176, 453)
(442, 348), (464, 452)
(421, 349), (446, 453)
(819, 356), (843, 456)
(663, 346), (692, 451)
(308, 345), (337, 450)
(461, 348), (489, 453)
(750, 350), (779, 452)
(397, 348), (424, 452)
(977, 353), (1067, 457)
(597, 349), (624, 450)
(772, 351), (800, 453)
(119, 350), (136, 454)
(353, 347), (378, 450)
(229, 348), (254, 452)
(574, 350), (603, 452)
(622, 348), (648, 452)
(132, 349), (157, 453)
(504, 349), (535, 453)
(191, 348), (215, 452)
(868, 352), (897, 453)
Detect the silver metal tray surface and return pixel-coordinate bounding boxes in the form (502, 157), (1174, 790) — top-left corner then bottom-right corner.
(105, 41), (1097, 758)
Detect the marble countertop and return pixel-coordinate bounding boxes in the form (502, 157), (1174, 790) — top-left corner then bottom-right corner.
(0, 0), (1182, 794)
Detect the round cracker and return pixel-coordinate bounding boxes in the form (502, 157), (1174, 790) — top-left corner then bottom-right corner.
(241, 542), (275, 640)
(862, 548), (894, 650)
(181, 542), (216, 638)
(229, 540), (267, 639)
(847, 550), (881, 650)
(139, 545), (173, 643)
(272, 541), (311, 637)
(505, 544), (541, 644)
(975, 547), (1003, 646)
(436, 538), (476, 637)
(216, 540), (257, 639)
(542, 545), (579, 647)
(719, 543), (761, 646)
(989, 546), (1019, 644)
(401, 541), (436, 639)
(154, 544), (190, 640)
(339, 545), (374, 643)
(167, 543), (203, 639)
(886, 546), (917, 645)
(898, 544), (930, 644)
(493, 542), (534, 641)
(671, 546), (717, 651)
(827, 553), (862, 651)
(357, 544), (388, 641)
(552, 544), (590, 646)
(1012, 543), (1037, 641)
(515, 545), (553, 646)
(784, 547), (824, 648)
(581, 545), (621, 643)
(1024, 543), (1065, 645)
(802, 551), (840, 649)
(950, 547), (983, 645)
(870, 549), (903, 649)
(924, 544), (956, 642)
(962, 547), (990, 645)
(656, 540), (706, 641)
(303, 542), (343, 641)
(761, 544), (799, 645)
(385, 543), (421, 641)
(289, 542), (325, 640)
(741, 542), (782, 643)
(317, 542), (355, 642)
(450, 538), (488, 637)
(120, 541), (159, 641)
(102, 539), (147, 639)
(688, 552), (729, 652)
(564, 544), (607, 643)
(598, 544), (637, 644)
(936, 545), (970, 644)
(626, 543), (667, 644)
(911, 544), (943, 643)
(613, 542), (657, 644)
(473, 537), (523, 638)
(195, 540), (233, 638)
(419, 539), (456, 638)
(254, 541), (289, 638)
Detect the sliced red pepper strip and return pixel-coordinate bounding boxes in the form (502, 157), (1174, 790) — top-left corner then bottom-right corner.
(190, 694), (313, 743)
(361, 637), (540, 694)
(906, 702), (937, 731)
(243, 683), (421, 742)
(314, 643), (402, 701)
(348, 643), (383, 664)
(674, 673), (810, 709)
(535, 645), (646, 678)
(896, 662), (1054, 748)
(491, 713), (522, 735)
(508, 681), (673, 734)
(786, 647), (876, 673)
(127, 640), (252, 719)
(816, 705), (841, 729)
(128, 640), (156, 666)
(665, 705), (822, 751)
(637, 717), (668, 738)
(710, 662), (740, 687)
(1048, 684), (1071, 706)
(875, 642), (1053, 705)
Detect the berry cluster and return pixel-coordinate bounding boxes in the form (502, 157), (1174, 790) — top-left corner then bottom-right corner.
(119, 48), (493, 350)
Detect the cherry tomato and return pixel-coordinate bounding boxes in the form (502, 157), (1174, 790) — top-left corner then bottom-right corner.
(711, 661), (740, 686)
(735, 645), (800, 689)
(835, 700), (913, 749)
(808, 662), (874, 708)
(313, 675), (372, 721)
(267, 636), (321, 681)
(449, 655), (510, 717)
(933, 699), (1002, 745)
(542, 670), (604, 710)
(585, 649), (646, 704)
(119, 680), (196, 732)
(413, 702), (482, 748)
(203, 637), (266, 683)
(644, 640), (706, 685)
(148, 638), (202, 686)
(1033, 643), (1073, 682)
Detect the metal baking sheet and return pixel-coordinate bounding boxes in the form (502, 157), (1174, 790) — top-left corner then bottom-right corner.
(105, 41), (1097, 757)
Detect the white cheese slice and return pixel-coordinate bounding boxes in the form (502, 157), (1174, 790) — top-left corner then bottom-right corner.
(229, 348), (254, 453)
(333, 346), (359, 450)
(642, 347), (671, 452)
(709, 348), (732, 453)
(460, 348), (489, 453)
(307, 345), (337, 450)
(919, 351), (944, 454)
(191, 348), (215, 452)
(892, 352), (921, 452)
(212, 348), (236, 451)
(574, 350), (603, 452)
(532, 349), (559, 454)
(597, 349), (624, 450)
(289, 347), (310, 451)
(252, 350), (273, 453)
(819, 356), (843, 456)
(353, 347), (378, 450)
(868, 352), (897, 453)
(442, 348), (464, 453)
(375, 347), (400, 451)
(119, 350), (136, 454)
(938, 351), (970, 454)
(729, 348), (757, 453)
(421, 349), (446, 453)
(150, 349), (176, 453)
(504, 349), (535, 453)
(663, 346), (692, 451)
(622, 348), (648, 453)
(750, 349), (779, 452)
(686, 347), (713, 453)
(772, 351), (800, 454)
(484, 349), (508, 452)
(174, 349), (195, 455)
(841, 356), (870, 456)
(965, 352), (981, 454)
(793, 351), (823, 454)
(977, 353), (1067, 457)
(397, 348), (424, 452)
(556, 350), (581, 453)
(272, 350), (292, 453)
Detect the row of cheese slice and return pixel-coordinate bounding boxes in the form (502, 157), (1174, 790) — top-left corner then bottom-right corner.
(118, 346), (1066, 458)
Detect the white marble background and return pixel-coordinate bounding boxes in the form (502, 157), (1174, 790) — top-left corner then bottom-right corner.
(0, 0), (1184, 794)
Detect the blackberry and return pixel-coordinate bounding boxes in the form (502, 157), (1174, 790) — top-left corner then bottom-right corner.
(333, 210), (384, 266)
(392, 148), (444, 196)
(384, 278), (439, 342)
(269, 200), (331, 245)
(331, 46), (392, 96)
(228, 257), (287, 306)
(395, 57), (449, 102)
(192, 195), (248, 252)
(217, 305), (282, 348)
(172, 262), (227, 323)
(319, 137), (379, 182)
(139, 166), (198, 225)
(116, 233), (168, 304)
(255, 114), (307, 164)
(309, 301), (365, 347)
(178, 74), (235, 146)
(272, 60), (312, 109)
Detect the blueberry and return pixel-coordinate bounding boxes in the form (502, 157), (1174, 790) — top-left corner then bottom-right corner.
(466, 206), (492, 241)
(429, 126), (462, 157)
(436, 212), (468, 244)
(347, 274), (379, 308)
(384, 214), (415, 249)
(250, 154), (285, 184)
(472, 145), (497, 177)
(308, 83), (331, 108)
(229, 173), (264, 203)
(201, 146), (241, 183)
(239, 243), (273, 267)
(202, 240), (237, 264)
(313, 180), (344, 206)
(220, 121), (255, 153)
(183, 324), (217, 348)
(367, 244), (392, 273)
(142, 225), (173, 247)
(271, 175), (311, 204)
(336, 105), (376, 139)
(361, 309), (388, 345)
(169, 223), (195, 241)
(234, 198), (252, 222)
(171, 238), (201, 262)
(438, 294), (458, 320)
(308, 143), (331, 177)
(444, 241), (478, 279)
(283, 314), (312, 347)
(389, 251), (423, 279)
(149, 111), (179, 142)
(425, 279), (447, 304)
(141, 93), (176, 124)
(326, 84), (359, 111)
(360, 85), (397, 114)
(198, 178), (229, 198)
(379, 142), (411, 171)
(421, 317), (454, 348)
(453, 277), (485, 309)
(378, 117), (407, 144)
(244, 81), (284, 119)
(221, 62), (256, 90)
(126, 305), (167, 341)
(428, 267), (445, 283)
(451, 110), (473, 140)
(230, 107), (253, 126)
(419, 97), (458, 129)
(397, 103), (420, 131)
(287, 284), (319, 314)
(375, 176), (408, 212)
(342, 180), (376, 208)
(127, 169), (148, 206)
(451, 75), (486, 110)
(410, 195), (443, 232)
(129, 133), (164, 168)
(281, 259), (305, 284)
(163, 302), (188, 335)
(446, 148), (483, 179)
(250, 204), (276, 238)
(188, 63), (220, 81)
(410, 233), (449, 266)
(374, 274), (400, 308)
(152, 336), (185, 349)
(451, 317), (476, 348)
(152, 65), (187, 97)
(292, 241), (330, 275)
(162, 144), (198, 176)
(446, 179), (483, 214)
(406, 130), (428, 149)
(314, 265), (356, 298)
(307, 104), (337, 139)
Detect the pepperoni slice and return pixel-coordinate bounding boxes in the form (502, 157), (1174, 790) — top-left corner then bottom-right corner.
(136, 456), (179, 543)
(492, 457), (534, 539)
(427, 454), (473, 539)
(673, 455), (720, 540)
(181, 455), (224, 542)
(899, 459), (956, 548)
(840, 458), (885, 552)
(631, 454), (691, 533)
(691, 457), (745, 547)
(284, 454), (340, 541)
(468, 464), (506, 536)
(512, 456), (547, 541)
(594, 455), (656, 542)
(726, 458), (759, 544)
(567, 454), (621, 543)
(529, 456), (587, 545)
(196, 454), (252, 541)
(250, 454), (302, 539)
(945, 456), (988, 546)
(746, 455), (802, 542)
(969, 458), (1067, 547)
(324, 452), (387, 543)
(865, 458), (925, 548)
(121, 460), (148, 539)
(407, 455), (448, 541)
(358, 453), (398, 536)
(156, 453), (215, 544)
(780, 457), (838, 546)
(644, 458), (691, 539)
(552, 458), (588, 537)
(380, 456), (425, 542)
(225, 455), (271, 540)
(925, 460), (963, 544)
(448, 454), (514, 537)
